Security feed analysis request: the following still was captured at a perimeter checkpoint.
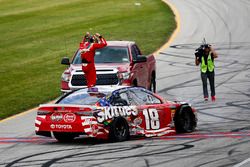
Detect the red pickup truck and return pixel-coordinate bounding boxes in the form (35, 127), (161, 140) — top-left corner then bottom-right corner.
(61, 41), (156, 93)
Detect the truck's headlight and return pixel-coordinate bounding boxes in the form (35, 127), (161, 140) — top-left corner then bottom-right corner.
(61, 71), (70, 82)
(118, 71), (130, 80)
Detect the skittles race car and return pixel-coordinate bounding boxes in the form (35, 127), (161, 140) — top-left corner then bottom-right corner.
(35, 86), (197, 142)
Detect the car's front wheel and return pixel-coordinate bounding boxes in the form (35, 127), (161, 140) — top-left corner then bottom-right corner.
(53, 132), (76, 142)
(109, 117), (130, 142)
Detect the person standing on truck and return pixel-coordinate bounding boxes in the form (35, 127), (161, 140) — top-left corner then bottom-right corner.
(195, 44), (218, 101)
(80, 32), (107, 88)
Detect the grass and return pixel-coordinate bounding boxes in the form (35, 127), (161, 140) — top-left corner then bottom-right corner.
(0, 0), (176, 119)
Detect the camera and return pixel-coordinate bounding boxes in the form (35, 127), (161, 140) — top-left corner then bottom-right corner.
(195, 44), (210, 58)
(195, 45), (204, 58)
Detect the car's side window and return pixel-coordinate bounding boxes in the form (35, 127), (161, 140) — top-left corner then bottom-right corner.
(146, 94), (162, 104)
(110, 92), (130, 106)
(131, 45), (138, 61)
(128, 89), (161, 105)
(134, 45), (141, 55)
(131, 45), (142, 60)
(129, 89), (147, 105)
(119, 92), (131, 105)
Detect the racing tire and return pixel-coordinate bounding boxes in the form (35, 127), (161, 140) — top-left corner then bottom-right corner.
(149, 74), (156, 93)
(53, 132), (76, 142)
(174, 107), (196, 133)
(109, 117), (130, 142)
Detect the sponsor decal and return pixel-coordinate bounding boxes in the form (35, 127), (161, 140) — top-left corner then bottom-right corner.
(51, 113), (63, 122)
(50, 124), (72, 130)
(83, 118), (91, 126)
(130, 127), (145, 135)
(96, 106), (138, 123)
(91, 124), (99, 137)
(64, 113), (76, 123)
(50, 124), (55, 129)
(133, 117), (142, 126)
(170, 109), (176, 127)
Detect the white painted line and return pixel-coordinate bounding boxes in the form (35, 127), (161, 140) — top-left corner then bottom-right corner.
(233, 158), (250, 167)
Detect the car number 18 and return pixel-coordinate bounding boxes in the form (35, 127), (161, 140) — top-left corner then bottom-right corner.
(143, 108), (160, 130)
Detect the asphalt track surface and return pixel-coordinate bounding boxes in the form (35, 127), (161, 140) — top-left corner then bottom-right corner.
(0, 0), (250, 167)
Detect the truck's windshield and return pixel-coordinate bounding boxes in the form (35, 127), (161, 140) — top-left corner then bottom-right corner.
(72, 46), (129, 64)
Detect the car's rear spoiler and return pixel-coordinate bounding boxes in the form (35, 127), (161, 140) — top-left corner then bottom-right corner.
(39, 104), (96, 109)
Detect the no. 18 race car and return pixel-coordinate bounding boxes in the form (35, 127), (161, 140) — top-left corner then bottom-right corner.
(35, 86), (197, 142)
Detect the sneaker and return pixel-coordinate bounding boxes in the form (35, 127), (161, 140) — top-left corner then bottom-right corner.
(204, 97), (208, 101)
(211, 96), (216, 102)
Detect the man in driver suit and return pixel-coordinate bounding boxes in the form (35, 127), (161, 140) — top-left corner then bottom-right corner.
(80, 32), (107, 88)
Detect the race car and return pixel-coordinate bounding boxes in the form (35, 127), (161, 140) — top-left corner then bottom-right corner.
(35, 86), (197, 142)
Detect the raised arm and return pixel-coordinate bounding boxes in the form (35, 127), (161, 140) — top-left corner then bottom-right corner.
(93, 33), (107, 49)
(195, 56), (200, 66)
(211, 47), (218, 58)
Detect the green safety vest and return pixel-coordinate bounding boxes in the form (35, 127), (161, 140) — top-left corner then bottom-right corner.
(201, 52), (214, 73)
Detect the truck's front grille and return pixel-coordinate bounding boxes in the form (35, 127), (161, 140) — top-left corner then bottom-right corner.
(71, 74), (119, 86)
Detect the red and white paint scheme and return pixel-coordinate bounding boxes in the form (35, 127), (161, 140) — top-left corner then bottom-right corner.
(35, 86), (197, 142)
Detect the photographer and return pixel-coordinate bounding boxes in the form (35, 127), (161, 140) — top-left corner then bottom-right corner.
(195, 44), (218, 101)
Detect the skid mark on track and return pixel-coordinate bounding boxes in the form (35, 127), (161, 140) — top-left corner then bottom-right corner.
(1, 140), (195, 167)
(153, 131), (250, 140)
(1, 131), (250, 166)
(149, 137), (250, 167)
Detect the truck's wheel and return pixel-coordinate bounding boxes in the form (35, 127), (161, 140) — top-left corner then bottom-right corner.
(109, 117), (130, 142)
(53, 132), (75, 142)
(174, 108), (196, 133)
(149, 75), (156, 93)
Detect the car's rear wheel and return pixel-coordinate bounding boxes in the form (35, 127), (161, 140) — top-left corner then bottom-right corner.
(53, 132), (76, 142)
(109, 117), (130, 142)
(175, 108), (196, 133)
